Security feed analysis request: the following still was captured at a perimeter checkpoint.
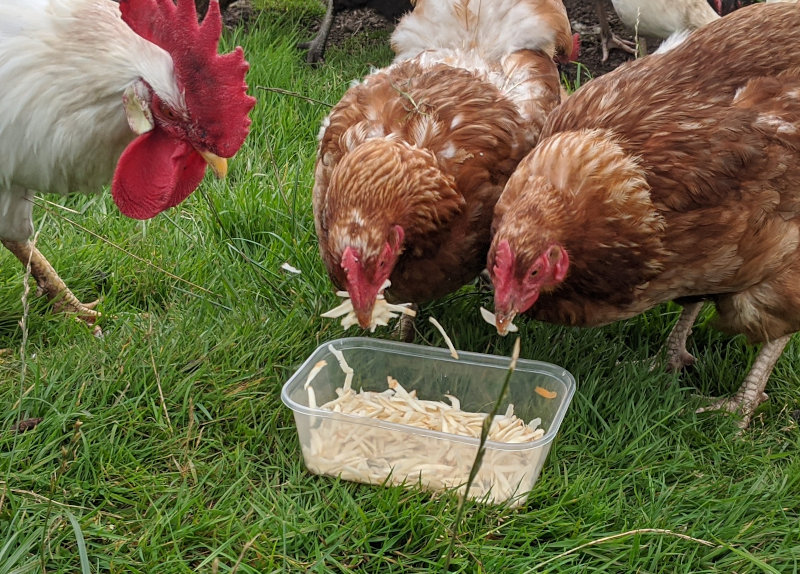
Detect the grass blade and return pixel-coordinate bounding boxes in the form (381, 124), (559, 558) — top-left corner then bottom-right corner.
(65, 510), (91, 574)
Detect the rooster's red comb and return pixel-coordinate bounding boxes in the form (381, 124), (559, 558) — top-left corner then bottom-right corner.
(119, 0), (256, 157)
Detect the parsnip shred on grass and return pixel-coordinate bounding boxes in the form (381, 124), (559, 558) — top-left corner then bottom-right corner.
(321, 279), (416, 332)
(428, 316), (458, 359)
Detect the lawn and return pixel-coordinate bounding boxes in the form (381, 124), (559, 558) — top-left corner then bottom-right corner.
(1, 4), (799, 573)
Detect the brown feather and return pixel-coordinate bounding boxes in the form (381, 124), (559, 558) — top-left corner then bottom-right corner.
(314, 0), (569, 305)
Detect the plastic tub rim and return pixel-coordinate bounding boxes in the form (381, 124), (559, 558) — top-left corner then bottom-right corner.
(281, 337), (576, 452)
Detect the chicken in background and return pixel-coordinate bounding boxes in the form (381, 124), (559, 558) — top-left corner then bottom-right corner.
(300, 0), (415, 64)
(487, 3), (800, 429)
(314, 0), (573, 332)
(592, 0), (758, 61)
(712, 0), (761, 14)
(0, 0), (255, 330)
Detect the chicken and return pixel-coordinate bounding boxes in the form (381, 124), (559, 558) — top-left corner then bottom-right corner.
(300, 0), (414, 64)
(592, 0), (763, 62)
(487, 2), (800, 429)
(0, 0), (255, 329)
(593, 0), (719, 61)
(314, 0), (573, 331)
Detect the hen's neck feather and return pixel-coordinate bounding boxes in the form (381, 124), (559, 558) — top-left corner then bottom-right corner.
(0, 0), (179, 195)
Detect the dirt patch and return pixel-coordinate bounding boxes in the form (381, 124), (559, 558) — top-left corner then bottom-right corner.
(223, 0), (257, 27)
(299, 6), (397, 55)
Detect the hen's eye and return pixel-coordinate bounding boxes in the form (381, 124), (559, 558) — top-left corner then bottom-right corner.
(530, 269), (539, 278)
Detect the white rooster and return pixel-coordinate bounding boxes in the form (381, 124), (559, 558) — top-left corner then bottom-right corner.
(0, 0), (255, 328)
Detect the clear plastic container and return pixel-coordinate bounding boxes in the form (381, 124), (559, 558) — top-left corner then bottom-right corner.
(281, 337), (576, 505)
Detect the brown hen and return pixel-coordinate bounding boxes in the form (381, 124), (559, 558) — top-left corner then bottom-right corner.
(487, 2), (800, 429)
(314, 0), (572, 330)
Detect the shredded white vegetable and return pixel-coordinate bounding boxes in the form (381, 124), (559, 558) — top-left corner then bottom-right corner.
(281, 262), (301, 274)
(480, 306), (518, 333)
(304, 360), (327, 389)
(327, 344), (354, 392)
(321, 279), (416, 332)
(304, 360), (327, 408)
(428, 316), (458, 359)
(302, 367), (547, 505)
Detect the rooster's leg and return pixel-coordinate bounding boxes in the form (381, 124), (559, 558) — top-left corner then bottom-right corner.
(594, 0), (637, 62)
(661, 301), (704, 371)
(298, 0), (335, 64)
(696, 334), (791, 429)
(2, 239), (101, 330)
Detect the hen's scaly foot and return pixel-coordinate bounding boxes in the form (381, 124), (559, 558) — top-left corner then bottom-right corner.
(600, 32), (638, 62)
(298, 0), (334, 64)
(2, 239), (102, 336)
(660, 302), (704, 372)
(696, 335), (791, 430)
(594, 0), (638, 62)
(641, 302), (703, 372)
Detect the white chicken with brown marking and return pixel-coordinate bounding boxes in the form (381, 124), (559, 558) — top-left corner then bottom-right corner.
(594, 0), (720, 61)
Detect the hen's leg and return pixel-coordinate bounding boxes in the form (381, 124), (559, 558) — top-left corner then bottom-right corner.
(2, 239), (101, 328)
(696, 334), (791, 429)
(298, 0), (335, 64)
(662, 301), (704, 371)
(594, 0), (637, 62)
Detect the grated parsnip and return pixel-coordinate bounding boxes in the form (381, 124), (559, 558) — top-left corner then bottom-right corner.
(480, 306), (518, 333)
(321, 279), (416, 332)
(301, 367), (547, 504)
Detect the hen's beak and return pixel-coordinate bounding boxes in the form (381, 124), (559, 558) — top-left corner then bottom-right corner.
(355, 307), (374, 330)
(495, 310), (517, 337)
(199, 149), (228, 179)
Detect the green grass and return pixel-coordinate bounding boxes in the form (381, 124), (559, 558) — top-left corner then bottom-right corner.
(2, 7), (799, 574)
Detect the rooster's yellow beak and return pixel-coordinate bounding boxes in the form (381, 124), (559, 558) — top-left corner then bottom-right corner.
(199, 150), (228, 179)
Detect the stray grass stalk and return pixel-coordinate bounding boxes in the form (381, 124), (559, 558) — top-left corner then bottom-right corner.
(32, 198), (216, 296)
(256, 85), (332, 108)
(41, 419), (84, 573)
(2, 231), (37, 516)
(149, 327), (174, 434)
(442, 337), (521, 570)
(527, 528), (717, 572)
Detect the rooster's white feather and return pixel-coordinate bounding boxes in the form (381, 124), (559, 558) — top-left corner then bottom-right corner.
(0, 0), (179, 240)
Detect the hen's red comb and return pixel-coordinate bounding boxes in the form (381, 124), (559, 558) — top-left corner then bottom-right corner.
(119, 0), (256, 157)
(492, 240), (516, 296)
